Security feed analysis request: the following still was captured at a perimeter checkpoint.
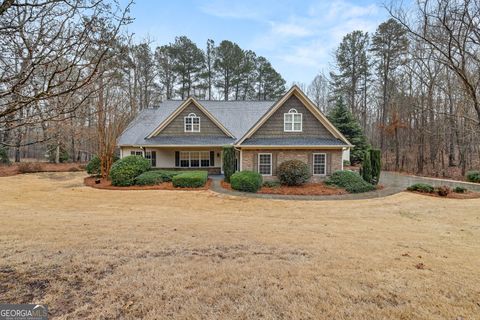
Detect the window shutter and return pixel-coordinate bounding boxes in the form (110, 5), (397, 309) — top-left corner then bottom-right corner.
(175, 151), (180, 167)
(253, 152), (258, 173)
(326, 153), (332, 175)
(307, 152), (313, 175)
(272, 153), (278, 175)
(210, 151), (215, 166)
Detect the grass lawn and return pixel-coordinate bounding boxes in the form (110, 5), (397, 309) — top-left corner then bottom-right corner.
(1, 172), (479, 319)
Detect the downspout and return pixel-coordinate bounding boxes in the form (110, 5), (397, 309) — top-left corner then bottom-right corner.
(234, 145), (242, 171)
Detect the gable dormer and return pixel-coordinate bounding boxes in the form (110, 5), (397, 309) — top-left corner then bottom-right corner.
(147, 98), (234, 138)
(237, 86), (352, 146)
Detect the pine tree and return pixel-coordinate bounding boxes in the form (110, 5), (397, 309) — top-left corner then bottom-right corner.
(328, 97), (369, 163)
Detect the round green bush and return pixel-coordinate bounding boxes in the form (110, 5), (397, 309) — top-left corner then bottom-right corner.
(325, 170), (375, 193)
(86, 156), (101, 175)
(230, 171), (263, 193)
(86, 154), (119, 176)
(109, 155), (151, 186)
(277, 160), (310, 186)
(453, 186), (467, 193)
(466, 171), (480, 183)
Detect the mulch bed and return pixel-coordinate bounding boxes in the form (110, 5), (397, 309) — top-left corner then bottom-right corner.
(84, 176), (212, 191)
(0, 163), (86, 177)
(407, 190), (480, 199)
(221, 180), (346, 196)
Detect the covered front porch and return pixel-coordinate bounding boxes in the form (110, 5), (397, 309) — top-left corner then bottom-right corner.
(120, 146), (224, 174)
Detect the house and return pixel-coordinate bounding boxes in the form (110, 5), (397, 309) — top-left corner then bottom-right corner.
(117, 86), (352, 181)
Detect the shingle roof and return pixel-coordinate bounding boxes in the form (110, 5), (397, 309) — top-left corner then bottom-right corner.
(241, 137), (348, 146)
(138, 136), (236, 146)
(117, 100), (275, 146)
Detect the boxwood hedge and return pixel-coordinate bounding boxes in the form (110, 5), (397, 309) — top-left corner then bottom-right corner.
(230, 171), (263, 193)
(172, 171), (208, 188)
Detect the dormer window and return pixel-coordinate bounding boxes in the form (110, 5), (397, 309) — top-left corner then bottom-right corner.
(284, 108), (302, 132)
(184, 113), (200, 132)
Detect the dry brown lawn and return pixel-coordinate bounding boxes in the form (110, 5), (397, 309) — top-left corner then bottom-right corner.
(0, 172), (479, 319)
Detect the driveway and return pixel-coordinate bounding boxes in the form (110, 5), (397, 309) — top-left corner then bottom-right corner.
(210, 171), (480, 200)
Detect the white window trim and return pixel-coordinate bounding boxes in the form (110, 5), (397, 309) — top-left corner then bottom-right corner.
(312, 153), (327, 176)
(178, 150), (211, 168)
(184, 113), (201, 132)
(258, 153), (272, 176)
(284, 109), (302, 132)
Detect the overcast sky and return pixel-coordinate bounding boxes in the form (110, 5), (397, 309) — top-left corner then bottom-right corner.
(125, 0), (389, 85)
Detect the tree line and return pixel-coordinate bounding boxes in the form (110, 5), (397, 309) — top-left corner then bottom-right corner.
(0, 0), (285, 168)
(130, 36), (286, 109)
(307, 0), (479, 178)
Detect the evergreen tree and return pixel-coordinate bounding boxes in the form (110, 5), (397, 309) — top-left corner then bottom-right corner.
(155, 44), (176, 100)
(214, 40), (244, 100)
(330, 30), (370, 118)
(328, 97), (369, 163)
(171, 36), (205, 99)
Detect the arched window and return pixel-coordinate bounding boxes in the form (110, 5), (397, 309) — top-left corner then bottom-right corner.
(284, 108), (302, 132)
(184, 113), (200, 132)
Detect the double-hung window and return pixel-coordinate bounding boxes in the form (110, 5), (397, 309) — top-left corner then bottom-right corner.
(258, 153), (272, 176)
(313, 153), (326, 175)
(284, 108), (302, 132)
(184, 113), (200, 132)
(130, 151), (143, 156)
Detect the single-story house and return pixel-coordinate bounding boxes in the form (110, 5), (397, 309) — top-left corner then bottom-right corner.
(117, 85), (353, 181)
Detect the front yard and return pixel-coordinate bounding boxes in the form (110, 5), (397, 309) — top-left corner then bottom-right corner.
(1, 172), (479, 319)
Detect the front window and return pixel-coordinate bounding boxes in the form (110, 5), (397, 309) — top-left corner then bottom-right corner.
(258, 153), (272, 176)
(313, 153), (326, 175)
(284, 108), (302, 132)
(145, 151), (156, 167)
(179, 151), (211, 167)
(130, 151), (143, 156)
(184, 113), (200, 132)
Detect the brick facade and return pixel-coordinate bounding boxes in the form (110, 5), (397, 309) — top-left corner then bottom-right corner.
(241, 149), (343, 182)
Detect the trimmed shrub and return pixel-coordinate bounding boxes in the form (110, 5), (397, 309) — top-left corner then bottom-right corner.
(86, 156), (101, 175)
(172, 171), (208, 188)
(453, 186), (467, 193)
(263, 180), (281, 188)
(135, 171), (167, 186)
(277, 160), (310, 186)
(222, 146), (236, 183)
(466, 171), (480, 183)
(86, 155), (119, 176)
(343, 160), (351, 167)
(0, 147), (10, 165)
(361, 151), (372, 184)
(325, 170), (375, 193)
(436, 185), (450, 197)
(230, 171), (263, 193)
(406, 183), (434, 193)
(150, 170), (180, 182)
(109, 155), (150, 186)
(370, 149), (381, 185)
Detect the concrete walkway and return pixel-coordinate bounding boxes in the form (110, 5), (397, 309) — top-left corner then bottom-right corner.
(209, 171), (480, 201)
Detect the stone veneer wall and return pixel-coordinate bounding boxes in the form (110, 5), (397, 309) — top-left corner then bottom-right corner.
(241, 149), (343, 182)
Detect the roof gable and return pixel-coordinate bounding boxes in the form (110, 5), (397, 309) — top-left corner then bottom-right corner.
(147, 98), (235, 138)
(236, 86), (353, 146)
